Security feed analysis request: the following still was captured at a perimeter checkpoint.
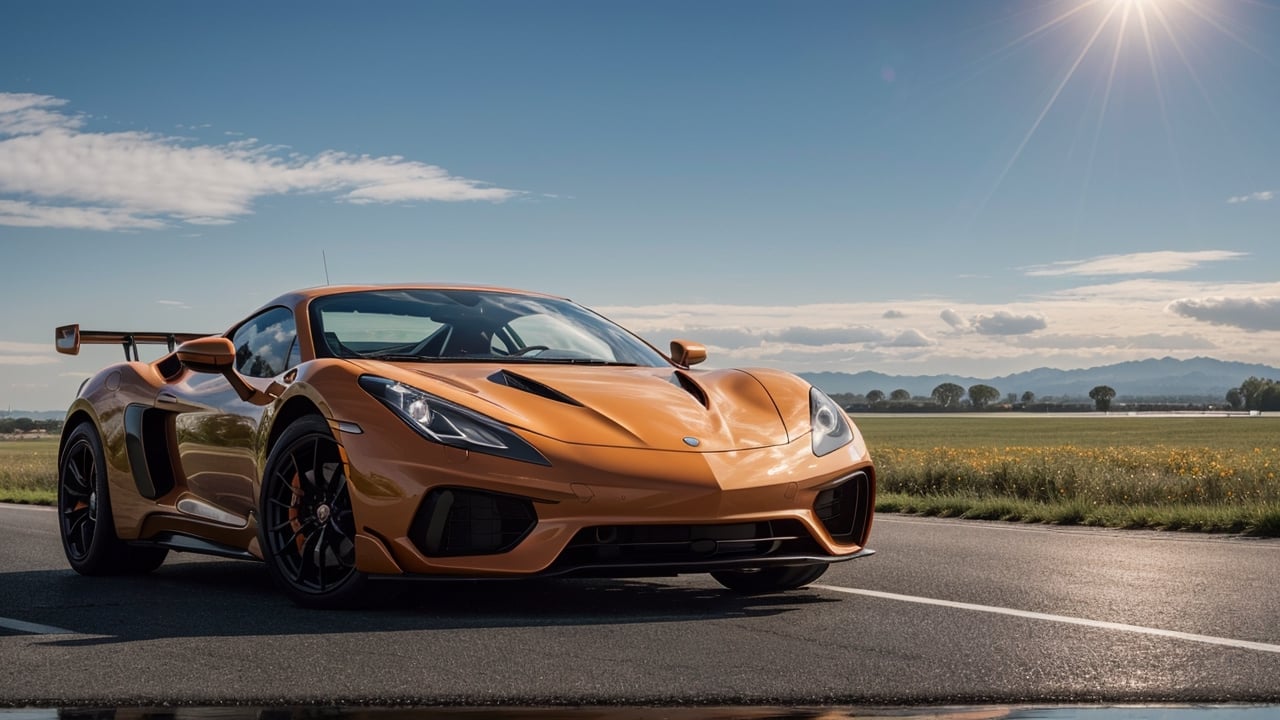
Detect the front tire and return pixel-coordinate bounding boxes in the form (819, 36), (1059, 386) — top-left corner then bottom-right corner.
(58, 422), (168, 575)
(260, 416), (367, 608)
(710, 563), (829, 594)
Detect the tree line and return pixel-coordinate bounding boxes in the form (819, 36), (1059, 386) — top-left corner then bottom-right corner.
(0, 417), (63, 434)
(844, 376), (1278, 413)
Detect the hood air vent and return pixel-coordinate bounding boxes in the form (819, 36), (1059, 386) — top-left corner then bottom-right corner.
(670, 370), (709, 408)
(488, 369), (583, 406)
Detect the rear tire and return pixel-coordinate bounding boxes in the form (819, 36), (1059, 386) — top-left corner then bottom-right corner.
(260, 416), (368, 608)
(710, 563), (829, 594)
(58, 422), (168, 575)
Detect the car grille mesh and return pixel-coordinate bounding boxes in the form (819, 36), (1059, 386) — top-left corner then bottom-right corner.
(553, 519), (823, 570)
(410, 487), (537, 557)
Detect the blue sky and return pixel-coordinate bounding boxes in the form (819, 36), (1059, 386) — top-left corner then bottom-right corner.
(2, 0), (1279, 409)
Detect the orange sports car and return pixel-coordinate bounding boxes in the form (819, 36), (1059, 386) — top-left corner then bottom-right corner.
(54, 285), (874, 607)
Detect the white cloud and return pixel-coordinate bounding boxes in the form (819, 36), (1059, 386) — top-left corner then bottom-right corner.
(882, 309), (906, 319)
(0, 92), (521, 231)
(1024, 250), (1247, 277)
(0, 339), (58, 366)
(886, 329), (934, 347)
(971, 311), (1046, 336)
(1227, 191), (1274, 204)
(0, 199), (165, 231)
(598, 280), (1280, 377)
(1166, 296), (1280, 332)
(1012, 333), (1216, 351)
(940, 308), (968, 330)
(0, 93), (82, 135)
(768, 326), (887, 346)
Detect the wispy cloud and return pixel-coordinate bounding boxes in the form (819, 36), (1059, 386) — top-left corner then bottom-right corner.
(971, 311), (1046, 336)
(0, 92), (521, 231)
(157, 299), (192, 310)
(599, 279), (1280, 376)
(1227, 191), (1274, 204)
(0, 340), (58, 366)
(1166, 296), (1280, 332)
(1024, 250), (1246, 277)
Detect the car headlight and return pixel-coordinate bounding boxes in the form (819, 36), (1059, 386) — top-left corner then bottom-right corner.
(810, 386), (854, 457)
(359, 376), (549, 466)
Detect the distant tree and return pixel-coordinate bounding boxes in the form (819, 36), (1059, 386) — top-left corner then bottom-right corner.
(866, 389), (885, 404)
(1089, 385), (1116, 412)
(1261, 382), (1280, 412)
(1021, 391), (1035, 404)
(967, 384), (1001, 409)
(889, 388), (911, 402)
(1005, 392), (1017, 405)
(932, 382), (965, 409)
(1239, 377), (1275, 410)
(1225, 388), (1244, 410)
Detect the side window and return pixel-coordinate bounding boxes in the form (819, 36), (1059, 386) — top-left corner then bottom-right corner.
(231, 307), (298, 379)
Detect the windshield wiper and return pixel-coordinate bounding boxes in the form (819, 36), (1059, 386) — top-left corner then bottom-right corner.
(508, 358), (639, 366)
(360, 353), (638, 366)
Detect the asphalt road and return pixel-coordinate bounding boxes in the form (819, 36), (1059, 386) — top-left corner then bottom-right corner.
(2, 502), (1279, 706)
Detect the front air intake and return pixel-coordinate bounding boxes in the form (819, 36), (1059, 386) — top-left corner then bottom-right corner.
(410, 488), (537, 557)
(814, 470), (872, 544)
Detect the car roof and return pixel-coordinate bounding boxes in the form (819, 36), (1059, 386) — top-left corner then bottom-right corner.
(260, 284), (570, 312)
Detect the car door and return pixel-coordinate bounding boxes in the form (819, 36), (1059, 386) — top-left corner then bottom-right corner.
(170, 306), (301, 521)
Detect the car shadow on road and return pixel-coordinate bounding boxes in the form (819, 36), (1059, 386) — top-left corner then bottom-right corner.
(6, 557), (840, 647)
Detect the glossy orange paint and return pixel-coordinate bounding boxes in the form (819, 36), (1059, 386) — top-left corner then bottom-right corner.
(57, 284), (875, 586)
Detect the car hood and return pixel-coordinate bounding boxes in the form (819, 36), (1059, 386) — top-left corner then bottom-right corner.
(349, 361), (794, 452)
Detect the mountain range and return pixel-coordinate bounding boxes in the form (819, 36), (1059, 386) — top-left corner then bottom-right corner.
(801, 356), (1280, 401)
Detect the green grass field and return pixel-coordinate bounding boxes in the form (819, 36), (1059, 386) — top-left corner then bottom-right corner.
(855, 415), (1280, 535)
(0, 437), (59, 505)
(4, 415), (1279, 535)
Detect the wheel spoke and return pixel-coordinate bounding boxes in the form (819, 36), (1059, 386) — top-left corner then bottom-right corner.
(314, 525), (328, 589)
(77, 517), (93, 552)
(293, 525), (323, 583)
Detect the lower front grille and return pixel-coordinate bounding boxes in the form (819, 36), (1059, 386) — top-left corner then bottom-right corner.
(814, 470), (872, 544)
(553, 520), (823, 569)
(410, 487), (537, 557)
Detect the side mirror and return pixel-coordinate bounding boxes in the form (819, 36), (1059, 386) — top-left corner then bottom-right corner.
(176, 337), (273, 404)
(670, 339), (707, 367)
(176, 337), (237, 374)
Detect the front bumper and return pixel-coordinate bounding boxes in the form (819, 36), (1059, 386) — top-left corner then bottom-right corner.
(337, 421), (876, 578)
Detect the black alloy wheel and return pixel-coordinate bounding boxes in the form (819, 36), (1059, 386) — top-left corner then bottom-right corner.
(59, 431), (99, 564)
(58, 422), (168, 575)
(260, 416), (367, 608)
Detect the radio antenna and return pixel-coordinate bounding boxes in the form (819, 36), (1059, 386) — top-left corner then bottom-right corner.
(322, 250), (331, 285)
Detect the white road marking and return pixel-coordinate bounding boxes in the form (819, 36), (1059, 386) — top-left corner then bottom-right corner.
(0, 616), (75, 635)
(813, 584), (1280, 655)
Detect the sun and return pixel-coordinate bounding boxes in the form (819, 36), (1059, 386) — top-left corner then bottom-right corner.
(977, 0), (1266, 214)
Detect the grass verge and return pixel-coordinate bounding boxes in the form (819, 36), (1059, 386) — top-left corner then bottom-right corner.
(876, 492), (1280, 536)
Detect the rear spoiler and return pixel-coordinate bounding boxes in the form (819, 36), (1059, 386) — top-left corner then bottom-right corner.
(55, 324), (215, 361)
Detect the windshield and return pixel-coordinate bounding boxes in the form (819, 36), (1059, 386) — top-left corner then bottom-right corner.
(309, 288), (669, 367)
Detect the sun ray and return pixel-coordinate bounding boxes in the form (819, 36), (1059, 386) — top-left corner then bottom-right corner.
(1075, 2), (1132, 224)
(977, 0), (1123, 216)
(1174, 0), (1273, 62)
